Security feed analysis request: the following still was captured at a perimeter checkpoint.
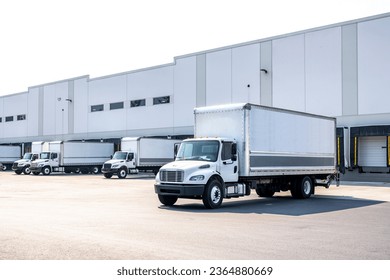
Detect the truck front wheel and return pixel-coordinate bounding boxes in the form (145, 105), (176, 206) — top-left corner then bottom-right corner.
(103, 173), (113, 178)
(23, 166), (31, 175)
(202, 179), (223, 209)
(158, 195), (178, 206)
(42, 166), (51, 176)
(117, 167), (127, 179)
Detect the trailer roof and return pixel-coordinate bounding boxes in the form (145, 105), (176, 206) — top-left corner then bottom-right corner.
(194, 103), (336, 121)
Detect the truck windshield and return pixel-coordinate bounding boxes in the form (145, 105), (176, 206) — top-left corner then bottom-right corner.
(22, 153), (32, 160)
(113, 151), (127, 160)
(40, 152), (50, 160)
(176, 140), (219, 162)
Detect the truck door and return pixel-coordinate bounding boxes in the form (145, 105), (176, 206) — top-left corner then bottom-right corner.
(127, 152), (136, 169)
(51, 153), (59, 167)
(220, 141), (239, 183)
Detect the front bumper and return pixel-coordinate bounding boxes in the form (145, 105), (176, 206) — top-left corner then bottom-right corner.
(101, 168), (119, 174)
(12, 165), (25, 172)
(154, 183), (205, 197)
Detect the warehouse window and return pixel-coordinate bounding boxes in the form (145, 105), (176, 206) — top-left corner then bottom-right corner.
(17, 114), (26, 121)
(5, 116), (13, 122)
(130, 99), (146, 107)
(110, 101), (124, 110)
(91, 104), (104, 112)
(153, 96), (170, 105)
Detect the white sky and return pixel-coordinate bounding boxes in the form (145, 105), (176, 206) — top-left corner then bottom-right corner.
(0, 0), (389, 96)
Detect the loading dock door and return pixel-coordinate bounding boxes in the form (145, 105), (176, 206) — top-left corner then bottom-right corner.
(358, 136), (387, 167)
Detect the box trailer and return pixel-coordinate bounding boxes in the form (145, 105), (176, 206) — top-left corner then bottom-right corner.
(12, 141), (44, 175)
(155, 103), (339, 208)
(102, 137), (180, 179)
(30, 141), (114, 175)
(0, 145), (22, 171)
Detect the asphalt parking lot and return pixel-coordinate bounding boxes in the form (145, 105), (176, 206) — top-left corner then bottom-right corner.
(0, 171), (389, 260)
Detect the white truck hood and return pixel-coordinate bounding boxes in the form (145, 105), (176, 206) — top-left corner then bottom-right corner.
(105, 159), (125, 165)
(15, 159), (30, 164)
(162, 160), (215, 170)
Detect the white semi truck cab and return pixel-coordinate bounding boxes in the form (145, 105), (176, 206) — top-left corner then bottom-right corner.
(12, 153), (39, 175)
(30, 152), (60, 175)
(155, 137), (243, 208)
(102, 151), (137, 178)
(155, 103), (339, 209)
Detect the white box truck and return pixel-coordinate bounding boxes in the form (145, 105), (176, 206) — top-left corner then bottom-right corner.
(155, 103), (339, 209)
(12, 141), (44, 175)
(102, 137), (180, 179)
(0, 145), (22, 171)
(30, 141), (114, 175)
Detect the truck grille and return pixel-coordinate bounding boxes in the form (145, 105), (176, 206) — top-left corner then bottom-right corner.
(103, 163), (112, 169)
(160, 170), (184, 182)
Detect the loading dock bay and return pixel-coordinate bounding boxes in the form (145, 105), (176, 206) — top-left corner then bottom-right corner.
(0, 172), (389, 260)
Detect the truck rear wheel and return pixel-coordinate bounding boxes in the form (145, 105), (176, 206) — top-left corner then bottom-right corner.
(158, 195), (178, 206)
(91, 166), (100, 174)
(117, 167), (127, 179)
(291, 176), (313, 199)
(202, 179), (223, 209)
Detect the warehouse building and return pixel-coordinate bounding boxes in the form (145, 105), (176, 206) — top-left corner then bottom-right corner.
(0, 13), (389, 175)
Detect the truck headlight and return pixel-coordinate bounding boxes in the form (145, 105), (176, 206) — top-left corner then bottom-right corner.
(38, 163), (45, 167)
(112, 164), (120, 169)
(189, 175), (205, 181)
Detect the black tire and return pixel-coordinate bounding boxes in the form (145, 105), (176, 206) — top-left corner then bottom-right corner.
(256, 187), (275, 197)
(33, 172), (40, 175)
(158, 195), (178, 206)
(291, 176), (313, 199)
(81, 168), (89, 174)
(73, 168), (80, 174)
(91, 166), (100, 174)
(103, 173), (113, 178)
(117, 167), (127, 179)
(23, 166), (31, 175)
(42, 166), (51, 176)
(15, 170), (22, 175)
(202, 178), (223, 209)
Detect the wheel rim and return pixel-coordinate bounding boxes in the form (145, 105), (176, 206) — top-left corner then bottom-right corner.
(210, 185), (221, 204)
(303, 179), (311, 195)
(24, 167), (31, 174)
(92, 167), (99, 174)
(120, 170), (126, 177)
